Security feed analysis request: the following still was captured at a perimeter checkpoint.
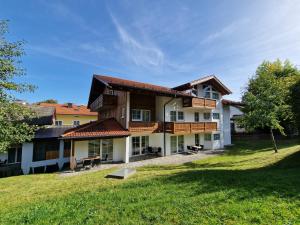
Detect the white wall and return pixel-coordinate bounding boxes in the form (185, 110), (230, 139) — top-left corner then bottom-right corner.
(223, 105), (232, 145)
(21, 140), (69, 175)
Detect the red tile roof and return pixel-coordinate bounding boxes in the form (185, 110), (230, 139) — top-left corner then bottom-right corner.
(40, 103), (97, 116)
(62, 118), (130, 139)
(94, 75), (190, 97)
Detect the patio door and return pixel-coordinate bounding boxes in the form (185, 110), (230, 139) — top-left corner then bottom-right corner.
(170, 135), (184, 154)
(102, 139), (113, 161)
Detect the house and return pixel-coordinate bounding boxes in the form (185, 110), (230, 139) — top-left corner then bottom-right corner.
(222, 99), (245, 134)
(39, 103), (97, 126)
(61, 74), (233, 170)
(0, 104), (97, 175)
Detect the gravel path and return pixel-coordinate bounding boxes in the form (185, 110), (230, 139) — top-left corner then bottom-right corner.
(60, 150), (224, 177)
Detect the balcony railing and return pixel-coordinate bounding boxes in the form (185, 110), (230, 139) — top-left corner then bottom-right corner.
(165, 122), (217, 134)
(129, 121), (162, 133)
(90, 94), (118, 112)
(182, 97), (216, 109)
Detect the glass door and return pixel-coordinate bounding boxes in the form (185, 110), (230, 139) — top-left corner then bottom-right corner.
(170, 136), (177, 154)
(178, 135), (184, 152)
(102, 139), (113, 161)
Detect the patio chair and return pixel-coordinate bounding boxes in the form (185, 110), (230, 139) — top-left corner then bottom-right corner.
(187, 145), (192, 151)
(83, 159), (92, 169)
(75, 159), (84, 170)
(93, 157), (101, 167)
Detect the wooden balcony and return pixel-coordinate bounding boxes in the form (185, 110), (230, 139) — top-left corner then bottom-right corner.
(165, 122), (217, 134)
(90, 94), (118, 112)
(129, 121), (162, 133)
(182, 97), (216, 109)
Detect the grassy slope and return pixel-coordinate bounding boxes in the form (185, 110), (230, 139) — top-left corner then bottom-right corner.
(0, 138), (299, 225)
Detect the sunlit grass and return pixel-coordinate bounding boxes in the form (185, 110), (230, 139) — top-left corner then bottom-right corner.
(0, 137), (299, 224)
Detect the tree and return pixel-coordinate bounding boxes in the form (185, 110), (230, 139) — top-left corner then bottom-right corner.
(240, 60), (299, 153)
(291, 79), (300, 131)
(37, 99), (58, 104)
(0, 20), (37, 153)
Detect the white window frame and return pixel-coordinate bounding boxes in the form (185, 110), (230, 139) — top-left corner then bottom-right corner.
(194, 112), (200, 122)
(73, 120), (80, 126)
(88, 139), (113, 161)
(177, 111), (184, 121)
(170, 135), (184, 154)
(55, 120), (63, 126)
(204, 113), (211, 120)
(170, 111), (177, 122)
(204, 133), (211, 141)
(131, 136), (149, 156)
(213, 113), (220, 120)
(131, 109), (151, 122)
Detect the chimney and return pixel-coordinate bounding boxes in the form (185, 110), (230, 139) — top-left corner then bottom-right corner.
(67, 103), (73, 108)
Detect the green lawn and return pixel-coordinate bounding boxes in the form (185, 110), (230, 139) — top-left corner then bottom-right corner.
(0, 138), (300, 225)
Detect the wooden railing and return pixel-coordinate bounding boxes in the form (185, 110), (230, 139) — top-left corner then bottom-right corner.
(46, 151), (59, 160)
(129, 121), (162, 133)
(182, 97), (216, 109)
(90, 94), (118, 112)
(165, 122), (217, 134)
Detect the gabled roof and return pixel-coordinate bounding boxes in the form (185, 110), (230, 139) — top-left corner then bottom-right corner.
(40, 103), (97, 116)
(172, 75), (232, 95)
(62, 118), (130, 139)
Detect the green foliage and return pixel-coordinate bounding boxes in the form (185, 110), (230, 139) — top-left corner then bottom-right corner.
(0, 20), (37, 152)
(291, 79), (300, 130)
(0, 138), (299, 224)
(37, 99), (58, 104)
(240, 60), (300, 135)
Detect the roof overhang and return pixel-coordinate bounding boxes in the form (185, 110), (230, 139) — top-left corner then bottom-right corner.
(173, 75), (232, 95)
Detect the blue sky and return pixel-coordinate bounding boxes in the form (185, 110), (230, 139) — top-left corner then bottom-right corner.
(2, 0), (300, 104)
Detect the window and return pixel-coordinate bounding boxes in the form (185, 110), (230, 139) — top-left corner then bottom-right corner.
(102, 139), (113, 161)
(108, 89), (114, 95)
(214, 133), (221, 140)
(204, 113), (211, 120)
(170, 111), (177, 122)
(204, 134), (211, 141)
(204, 91), (211, 98)
(55, 120), (62, 126)
(212, 92), (219, 100)
(131, 109), (151, 122)
(73, 120), (80, 126)
(194, 112), (199, 122)
(142, 110), (151, 122)
(195, 134), (200, 146)
(170, 135), (184, 154)
(88, 140), (100, 158)
(33, 140), (59, 162)
(177, 111), (184, 121)
(132, 109), (142, 121)
(132, 136), (149, 156)
(213, 113), (220, 119)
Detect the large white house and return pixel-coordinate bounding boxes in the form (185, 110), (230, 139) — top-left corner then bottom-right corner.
(1, 74), (234, 175)
(63, 74), (233, 170)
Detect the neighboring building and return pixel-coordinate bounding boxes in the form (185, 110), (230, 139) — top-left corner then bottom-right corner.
(39, 103), (97, 127)
(61, 74), (233, 169)
(222, 99), (245, 134)
(1, 103), (97, 175)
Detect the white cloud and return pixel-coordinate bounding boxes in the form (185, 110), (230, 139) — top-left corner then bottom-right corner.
(109, 12), (164, 68)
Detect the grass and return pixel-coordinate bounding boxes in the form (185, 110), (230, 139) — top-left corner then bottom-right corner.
(0, 137), (300, 225)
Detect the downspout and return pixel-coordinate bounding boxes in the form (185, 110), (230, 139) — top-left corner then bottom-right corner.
(163, 94), (177, 156)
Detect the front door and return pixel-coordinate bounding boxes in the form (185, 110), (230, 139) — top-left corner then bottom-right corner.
(170, 136), (184, 154)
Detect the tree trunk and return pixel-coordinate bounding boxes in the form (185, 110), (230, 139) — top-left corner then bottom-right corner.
(270, 128), (278, 153)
